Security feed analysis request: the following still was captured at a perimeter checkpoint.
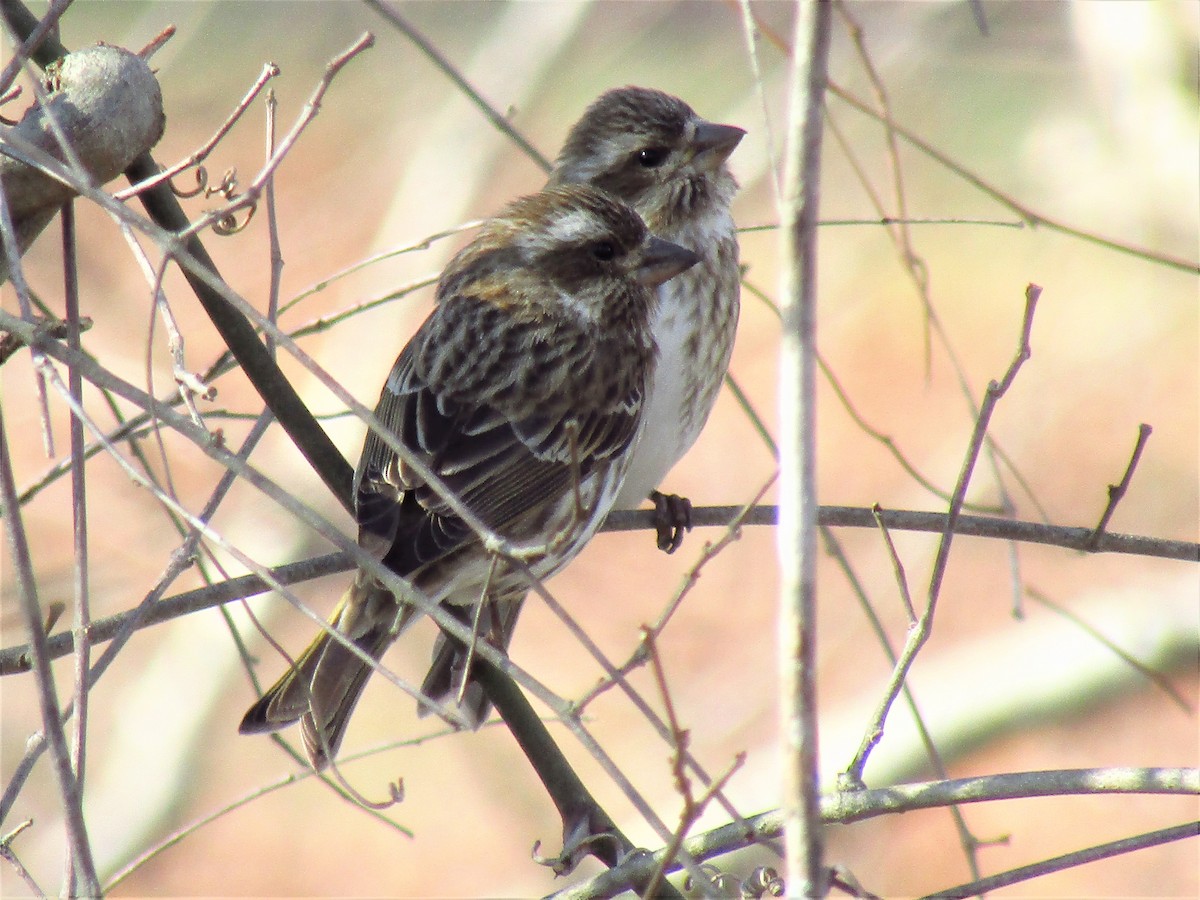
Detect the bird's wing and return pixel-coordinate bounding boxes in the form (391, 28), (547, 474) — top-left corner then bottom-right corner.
(353, 294), (643, 577)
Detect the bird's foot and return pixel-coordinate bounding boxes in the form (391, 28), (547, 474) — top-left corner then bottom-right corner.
(650, 489), (692, 554)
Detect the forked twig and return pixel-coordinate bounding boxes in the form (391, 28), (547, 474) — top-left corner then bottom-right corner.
(115, 61), (281, 201)
(843, 284), (1042, 786)
(180, 34), (374, 240)
(822, 523), (985, 878)
(0, 819), (43, 898)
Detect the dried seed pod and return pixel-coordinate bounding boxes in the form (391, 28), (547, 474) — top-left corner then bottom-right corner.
(1, 43), (165, 282)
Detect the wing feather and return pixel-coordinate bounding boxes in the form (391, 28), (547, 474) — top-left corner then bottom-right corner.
(352, 294), (643, 580)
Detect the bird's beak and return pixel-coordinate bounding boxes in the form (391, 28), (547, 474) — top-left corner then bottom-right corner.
(690, 121), (746, 173)
(637, 236), (700, 288)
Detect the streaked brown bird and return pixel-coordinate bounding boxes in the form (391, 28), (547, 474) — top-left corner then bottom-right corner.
(239, 184), (698, 768)
(422, 87), (744, 726)
(550, 86), (744, 549)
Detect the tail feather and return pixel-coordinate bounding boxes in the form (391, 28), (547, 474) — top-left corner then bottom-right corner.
(238, 631), (326, 735)
(418, 597), (524, 729)
(300, 623), (394, 770)
(240, 580), (417, 770)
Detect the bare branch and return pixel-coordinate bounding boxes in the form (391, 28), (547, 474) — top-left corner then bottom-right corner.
(555, 767), (1200, 899)
(777, 3), (835, 891)
(745, 8), (1199, 275)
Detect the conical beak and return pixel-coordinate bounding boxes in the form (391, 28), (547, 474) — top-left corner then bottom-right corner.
(690, 121), (746, 173)
(636, 236), (700, 288)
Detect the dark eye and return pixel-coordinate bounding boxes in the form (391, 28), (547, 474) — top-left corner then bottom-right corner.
(636, 147), (670, 168)
(590, 240), (617, 261)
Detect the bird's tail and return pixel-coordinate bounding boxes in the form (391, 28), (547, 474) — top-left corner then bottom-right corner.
(418, 596), (525, 729)
(239, 577), (412, 770)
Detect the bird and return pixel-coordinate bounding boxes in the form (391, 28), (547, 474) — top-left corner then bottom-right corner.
(239, 183), (699, 769)
(549, 86), (745, 553)
(420, 87), (744, 727)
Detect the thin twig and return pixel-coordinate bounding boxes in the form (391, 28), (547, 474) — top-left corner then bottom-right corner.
(0, 406), (100, 893)
(735, 0), (783, 207)
(835, 1), (930, 369)
(60, 199), (95, 896)
(1088, 423), (1153, 549)
(871, 504), (915, 623)
(722, 369), (778, 456)
(640, 631), (746, 899)
(364, 0), (553, 173)
(104, 744), (418, 892)
(923, 820), (1200, 900)
(142, 256), (188, 500)
(136, 24), (175, 61)
(1026, 587), (1192, 714)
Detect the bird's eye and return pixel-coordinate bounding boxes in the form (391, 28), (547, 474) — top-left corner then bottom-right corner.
(590, 240), (617, 261)
(636, 147), (670, 168)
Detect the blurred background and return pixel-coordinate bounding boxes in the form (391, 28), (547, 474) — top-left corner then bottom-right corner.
(1, 1), (1197, 896)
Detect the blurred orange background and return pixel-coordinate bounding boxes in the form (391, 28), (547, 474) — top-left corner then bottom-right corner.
(1, 1), (1196, 897)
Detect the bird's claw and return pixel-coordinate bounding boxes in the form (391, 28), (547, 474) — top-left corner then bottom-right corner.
(650, 489), (692, 553)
